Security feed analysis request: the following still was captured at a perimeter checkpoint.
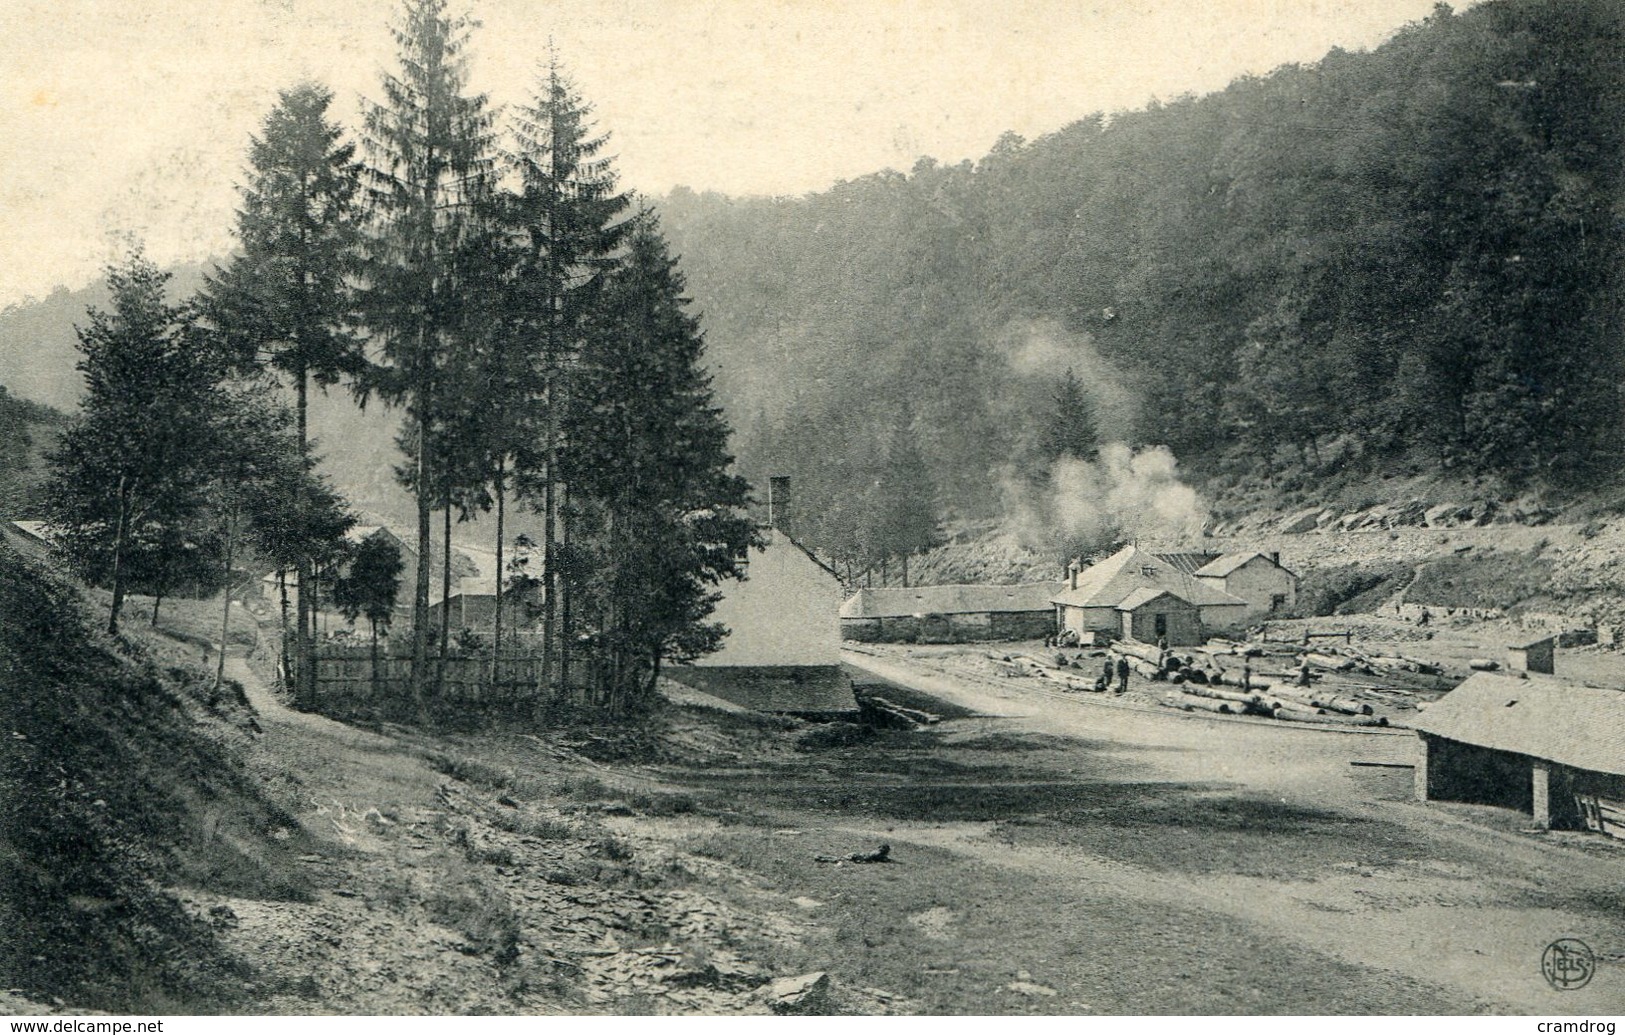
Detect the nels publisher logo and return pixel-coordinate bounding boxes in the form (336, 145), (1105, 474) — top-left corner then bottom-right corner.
(1543, 938), (1596, 991)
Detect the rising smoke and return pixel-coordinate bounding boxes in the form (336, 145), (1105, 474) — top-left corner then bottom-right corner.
(1005, 443), (1211, 562)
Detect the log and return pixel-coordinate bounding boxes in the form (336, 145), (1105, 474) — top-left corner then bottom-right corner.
(1309, 694), (1375, 716)
(1182, 684), (1262, 707)
(1467, 658), (1501, 672)
(1110, 641), (1165, 665)
(1212, 670), (1274, 693)
(1158, 695), (1194, 712)
(1305, 652), (1355, 672)
(1174, 693), (1239, 715)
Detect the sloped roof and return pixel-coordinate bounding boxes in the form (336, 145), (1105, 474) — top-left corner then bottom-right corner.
(1117, 587), (1196, 612)
(1194, 551), (1295, 578)
(10, 520), (55, 543)
(1052, 546), (1247, 609)
(840, 582), (1064, 618)
(1157, 551), (1222, 577)
(348, 525), (415, 554)
(764, 527), (843, 581)
(1414, 672), (1625, 777)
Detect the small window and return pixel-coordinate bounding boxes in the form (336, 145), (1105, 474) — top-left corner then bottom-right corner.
(1270, 594), (1287, 612)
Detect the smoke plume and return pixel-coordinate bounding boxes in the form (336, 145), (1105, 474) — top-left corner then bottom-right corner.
(1006, 442), (1210, 561)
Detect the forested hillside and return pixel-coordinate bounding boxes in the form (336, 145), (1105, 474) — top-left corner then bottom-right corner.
(0, 387), (66, 520)
(660, 0), (1625, 565)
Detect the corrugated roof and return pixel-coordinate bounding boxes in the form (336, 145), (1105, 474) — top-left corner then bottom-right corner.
(839, 582), (1064, 619)
(1052, 546), (1247, 609)
(1414, 672), (1625, 776)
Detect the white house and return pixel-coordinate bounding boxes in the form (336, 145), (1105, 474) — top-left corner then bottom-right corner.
(1193, 551), (1297, 621)
(669, 527), (856, 714)
(1051, 545), (1250, 645)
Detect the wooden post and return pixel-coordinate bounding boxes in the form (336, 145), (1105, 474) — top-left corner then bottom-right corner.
(1532, 760), (1552, 829)
(1414, 735), (1430, 802)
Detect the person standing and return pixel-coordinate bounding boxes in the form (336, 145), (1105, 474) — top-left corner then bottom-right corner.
(1115, 655), (1130, 694)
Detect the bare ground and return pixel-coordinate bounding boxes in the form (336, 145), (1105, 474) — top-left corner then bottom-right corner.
(171, 637), (1625, 1015)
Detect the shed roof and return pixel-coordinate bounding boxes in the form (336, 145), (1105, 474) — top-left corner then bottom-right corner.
(1052, 546), (1246, 610)
(1413, 671), (1625, 777)
(10, 520), (55, 543)
(1116, 587), (1197, 612)
(1510, 635), (1556, 651)
(840, 582), (1064, 619)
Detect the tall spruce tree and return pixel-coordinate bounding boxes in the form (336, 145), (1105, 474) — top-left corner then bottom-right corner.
(1041, 368), (1099, 465)
(567, 219), (756, 711)
(869, 408), (939, 586)
(504, 54), (632, 689)
(201, 81), (364, 709)
(359, 0), (497, 710)
(47, 251), (221, 634)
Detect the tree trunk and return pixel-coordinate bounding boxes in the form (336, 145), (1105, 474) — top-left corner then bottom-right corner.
(296, 370), (314, 711)
(278, 569), (292, 691)
(559, 484), (572, 696)
(370, 618), (380, 696)
(902, 553), (910, 588)
(107, 484), (130, 635)
(215, 506), (238, 689)
(493, 456), (505, 670)
(410, 378), (432, 720)
(439, 505), (452, 694)
(542, 409), (557, 692)
(151, 589), (164, 627)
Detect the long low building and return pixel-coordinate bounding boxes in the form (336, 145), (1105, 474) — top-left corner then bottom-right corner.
(839, 582), (1064, 643)
(1413, 671), (1625, 837)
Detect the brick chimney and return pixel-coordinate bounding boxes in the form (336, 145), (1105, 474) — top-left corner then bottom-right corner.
(1067, 560), (1080, 591)
(767, 476), (791, 528)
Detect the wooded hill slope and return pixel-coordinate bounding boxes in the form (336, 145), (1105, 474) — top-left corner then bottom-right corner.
(660, 0), (1625, 546)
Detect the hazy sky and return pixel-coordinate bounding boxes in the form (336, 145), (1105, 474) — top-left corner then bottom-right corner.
(3, 0), (1466, 308)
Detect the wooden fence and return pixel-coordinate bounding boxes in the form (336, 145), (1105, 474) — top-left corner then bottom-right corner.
(310, 645), (573, 722)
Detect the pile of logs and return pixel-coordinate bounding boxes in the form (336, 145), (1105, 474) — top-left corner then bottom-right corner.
(986, 638), (1408, 729)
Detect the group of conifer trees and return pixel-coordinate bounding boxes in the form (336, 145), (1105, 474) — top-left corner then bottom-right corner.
(48, 0), (755, 716)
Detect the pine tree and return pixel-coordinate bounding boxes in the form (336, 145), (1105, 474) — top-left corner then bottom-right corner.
(200, 81), (364, 709)
(504, 53), (632, 689)
(1041, 368), (1099, 465)
(335, 531), (404, 692)
(567, 219), (756, 711)
(47, 251), (222, 634)
(870, 408), (938, 586)
(358, 0), (497, 711)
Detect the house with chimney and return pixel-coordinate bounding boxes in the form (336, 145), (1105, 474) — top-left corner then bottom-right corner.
(1051, 545), (1250, 645)
(1191, 551), (1297, 621)
(666, 525), (858, 716)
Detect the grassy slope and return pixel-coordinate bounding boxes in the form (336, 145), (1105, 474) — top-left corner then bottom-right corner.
(0, 543), (311, 1011)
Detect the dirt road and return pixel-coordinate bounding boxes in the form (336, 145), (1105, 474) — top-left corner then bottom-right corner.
(838, 648), (1625, 1013)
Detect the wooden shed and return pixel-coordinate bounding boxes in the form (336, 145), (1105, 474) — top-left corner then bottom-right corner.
(1115, 588), (1203, 646)
(1414, 672), (1625, 836)
(1506, 635), (1555, 675)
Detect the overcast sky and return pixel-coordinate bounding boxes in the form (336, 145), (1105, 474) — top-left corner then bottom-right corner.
(3, 0), (1467, 308)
